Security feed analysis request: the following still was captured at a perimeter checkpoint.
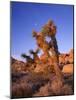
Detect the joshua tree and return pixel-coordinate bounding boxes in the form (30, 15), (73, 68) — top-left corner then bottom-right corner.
(41, 20), (63, 81)
(21, 20), (63, 82)
(33, 20), (63, 82)
(21, 53), (34, 63)
(41, 20), (59, 61)
(29, 48), (40, 64)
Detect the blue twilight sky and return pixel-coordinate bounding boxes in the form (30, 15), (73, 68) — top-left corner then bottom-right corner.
(11, 2), (74, 61)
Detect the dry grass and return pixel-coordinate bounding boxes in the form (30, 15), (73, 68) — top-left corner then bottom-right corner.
(11, 69), (74, 98)
(11, 82), (33, 98)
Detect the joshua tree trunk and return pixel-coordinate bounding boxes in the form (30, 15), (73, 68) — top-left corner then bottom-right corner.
(50, 36), (63, 82)
(51, 36), (59, 61)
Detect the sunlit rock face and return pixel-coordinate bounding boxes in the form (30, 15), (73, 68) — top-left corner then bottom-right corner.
(59, 49), (74, 64)
(59, 54), (66, 64)
(69, 49), (74, 63)
(62, 64), (73, 74)
(59, 49), (74, 74)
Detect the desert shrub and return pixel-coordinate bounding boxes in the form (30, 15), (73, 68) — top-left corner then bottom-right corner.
(49, 79), (73, 95)
(33, 83), (50, 96)
(50, 78), (63, 95)
(12, 82), (33, 98)
(61, 84), (73, 95)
